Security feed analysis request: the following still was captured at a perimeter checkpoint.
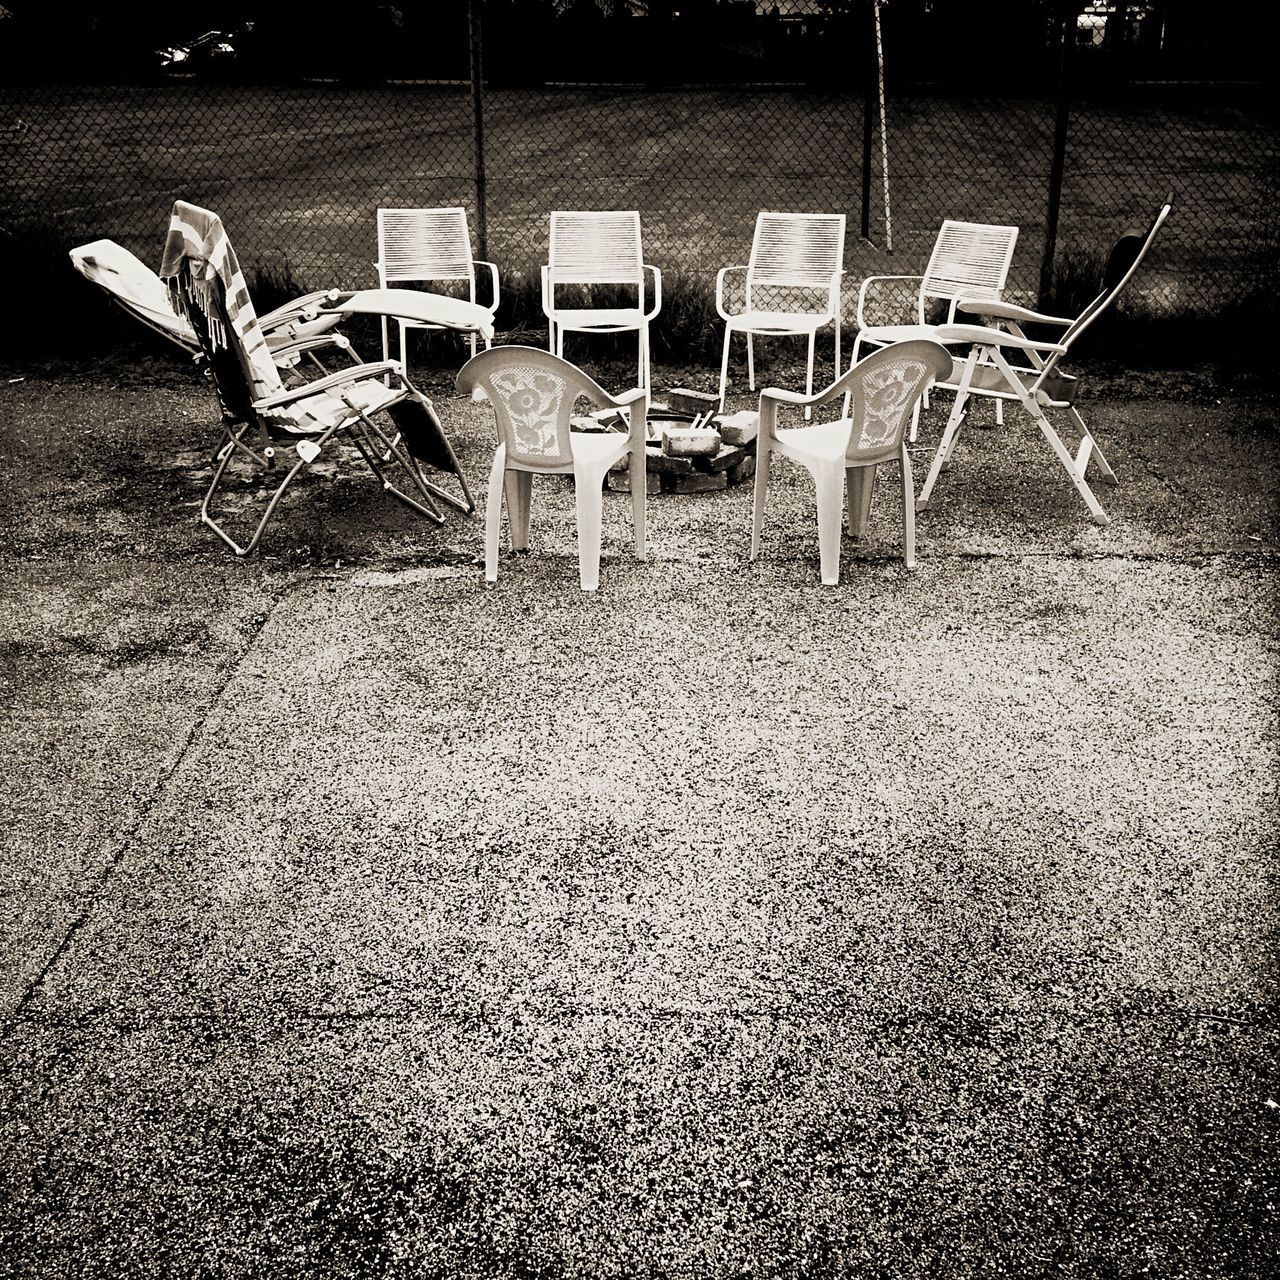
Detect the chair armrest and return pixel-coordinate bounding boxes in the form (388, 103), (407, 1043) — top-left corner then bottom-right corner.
(605, 387), (648, 444)
(855, 275), (925, 328)
(540, 265), (553, 318)
(259, 289), (348, 331)
(324, 288), (494, 340)
(715, 265), (748, 320)
(263, 333), (352, 361)
(474, 260), (500, 313)
(643, 264), (662, 321)
(954, 298), (1074, 326)
(935, 323), (1068, 355)
(252, 361), (403, 410)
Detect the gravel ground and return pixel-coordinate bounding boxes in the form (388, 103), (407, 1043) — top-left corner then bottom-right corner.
(0, 350), (1277, 1278)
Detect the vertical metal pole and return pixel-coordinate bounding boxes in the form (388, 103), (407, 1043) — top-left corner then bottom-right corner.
(860, 0), (874, 242)
(1039, 7), (1072, 306)
(874, 0), (891, 253)
(468, 0), (488, 262)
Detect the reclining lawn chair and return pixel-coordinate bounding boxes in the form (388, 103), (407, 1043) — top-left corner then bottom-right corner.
(159, 201), (489, 555)
(917, 196), (1173, 527)
(70, 238), (360, 372)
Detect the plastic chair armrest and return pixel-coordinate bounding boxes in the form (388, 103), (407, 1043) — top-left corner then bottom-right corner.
(856, 274), (925, 328)
(606, 387), (649, 444)
(252, 360), (403, 410)
(954, 298), (1074, 326)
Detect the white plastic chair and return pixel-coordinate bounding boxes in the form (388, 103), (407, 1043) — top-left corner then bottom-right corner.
(376, 207), (499, 372)
(852, 220), (1019, 436)
(917, 197), (1173, 528)
(541, 211), (661, 396)
(716, 211), (846, 412)
(752, 340), (951, 585)
(456, 346), (648, 592)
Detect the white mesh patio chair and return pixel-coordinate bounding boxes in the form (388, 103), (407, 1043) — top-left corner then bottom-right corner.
(852, 220), (1020, 438)
(716, 211), (846, 414)
(376, 207), (499, 373)
(751, 340), (952, 585)
(159, 201), (490, 555)
(916, 196), (1174, 527)
(456, 346), (648, 592)
(541, 211), (661, 396)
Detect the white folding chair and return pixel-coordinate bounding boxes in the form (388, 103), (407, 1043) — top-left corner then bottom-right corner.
(916, 198), (1174, 528)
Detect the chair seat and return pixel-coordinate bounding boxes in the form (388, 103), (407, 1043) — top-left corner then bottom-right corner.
(858, 323), (955, 345)
(727, 310), (830, 334)
(774, 418), (854, 464)
(274, 377), (404, 434)
(551, 307), (649, 332)
(939, 359), (1079, 405)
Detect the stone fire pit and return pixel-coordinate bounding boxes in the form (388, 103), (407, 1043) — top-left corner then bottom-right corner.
(578, 388), (759, 496)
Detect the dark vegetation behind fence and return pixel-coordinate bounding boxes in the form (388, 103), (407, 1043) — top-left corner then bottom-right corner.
(0, 1), (1275, 368)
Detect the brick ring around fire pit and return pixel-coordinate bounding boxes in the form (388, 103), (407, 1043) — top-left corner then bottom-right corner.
(578, 387), (760, 496)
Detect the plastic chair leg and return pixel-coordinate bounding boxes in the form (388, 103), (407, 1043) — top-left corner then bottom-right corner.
(747, 333), (756, 391)
(813, 462), (844, 586)
(484, 448), (506, 583)
(833, 318), (841, 384)
(845, 464), (876, 537)
(750, 443), (771, 561)
(573, 461), (608, 591)
(900, 446), (916, 570)
(504, 469), (532, 551)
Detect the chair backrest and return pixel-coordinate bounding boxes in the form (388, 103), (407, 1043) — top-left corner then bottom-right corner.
(456, 346), (619, 470)
(745, 212), (845, 313)
(919, 220), (1020, 321)
(547, 211), (644, 287)
(158, 201), (284, 425)
(1058, 196), (1173, 354)
(377, 207), (477, 287)
(70, 238), (199, 352)
(842, 340), (953, 465)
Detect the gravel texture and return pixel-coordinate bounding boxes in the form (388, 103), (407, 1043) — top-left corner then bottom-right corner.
(0, 352), (1277, 1278)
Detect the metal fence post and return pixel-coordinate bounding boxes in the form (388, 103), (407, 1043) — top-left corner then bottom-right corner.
(1039, 5), (1073, 306)
(468, 0), (489, 262)
(860, 0), (875, 242)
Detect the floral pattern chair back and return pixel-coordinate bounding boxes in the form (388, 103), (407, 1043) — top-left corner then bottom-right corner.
(456, 347), (614, 470)
(843, 341), (953, 466)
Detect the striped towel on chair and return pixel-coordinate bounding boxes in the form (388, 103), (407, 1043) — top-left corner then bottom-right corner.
(160, 201), (282, 402)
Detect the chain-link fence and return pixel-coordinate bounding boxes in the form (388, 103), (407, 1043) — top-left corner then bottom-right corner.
(1, 1), (1274, 357)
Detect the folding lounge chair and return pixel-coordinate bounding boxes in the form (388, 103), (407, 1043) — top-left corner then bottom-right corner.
(70, 238), (359, 370)
(158, 201), (490, 555)
(917, 196), (1173, 527)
